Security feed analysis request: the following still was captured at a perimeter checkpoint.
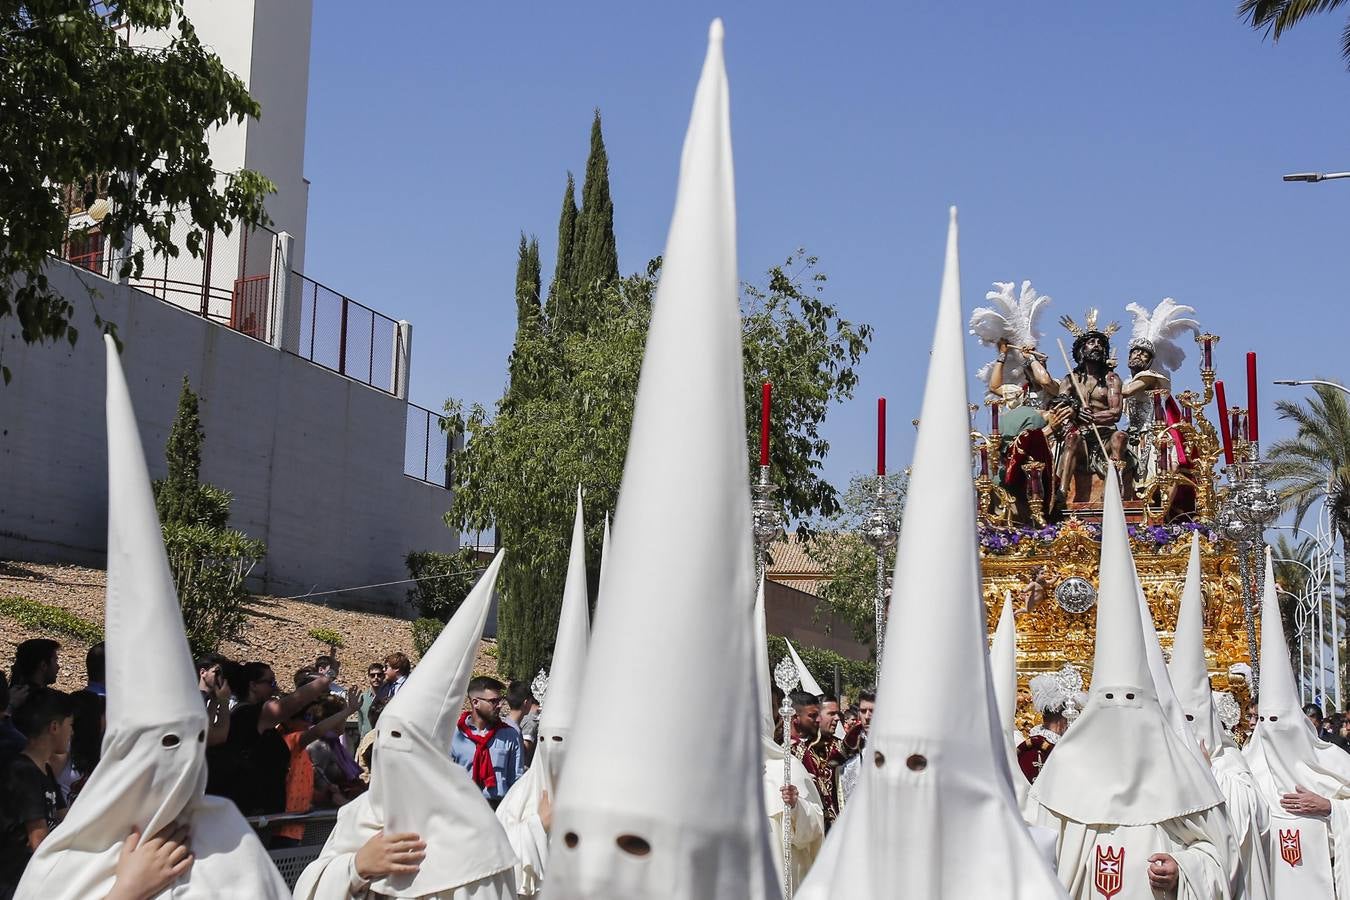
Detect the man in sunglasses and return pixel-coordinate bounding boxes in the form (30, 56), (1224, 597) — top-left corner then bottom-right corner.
(356, 662), (386, 740)
(450, 676), (524, 810)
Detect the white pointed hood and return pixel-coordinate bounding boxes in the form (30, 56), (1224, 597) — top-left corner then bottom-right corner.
(785, 639), (823, 697)
(754, 577), (791, 762)
(314, 553), (515, 898)
(1033, 466), (1221, 825)
(990, 591), (1028, 807)
(797, 209), (1066, 899)
(18, 337), (289, 899)
(1169, 534), (1230, 754)
(542, 20), (775, 900)
(495, 493), (592, 894)
(537, 488), (591, 776)
(1246, 547), (1350, 804)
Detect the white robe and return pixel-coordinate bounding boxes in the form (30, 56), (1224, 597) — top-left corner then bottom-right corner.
(1030, 804), (1233, 900)
(292, 797), (516, 900)
(1209, 745), (1272, 900)
(762, 752), (825, 891)
(495, 760), (552, 896)
(1251, 798), (1350, 898)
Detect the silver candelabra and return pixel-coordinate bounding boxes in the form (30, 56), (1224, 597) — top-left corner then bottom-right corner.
(860, 476), (899, 668)
(753, 464), (783, 590)
(1218, 440), (1280, 692)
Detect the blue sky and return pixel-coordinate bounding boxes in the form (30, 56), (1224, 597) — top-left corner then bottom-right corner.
(301, 3), (1350, 496)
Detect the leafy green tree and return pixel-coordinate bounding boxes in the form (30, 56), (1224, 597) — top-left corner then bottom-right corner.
(571, 111), (619, 302)
(803, 472), (908, 648)
(1239, 0), (1350, 69)
(0, 0), (274, 383)
(448, 254), (871, 680)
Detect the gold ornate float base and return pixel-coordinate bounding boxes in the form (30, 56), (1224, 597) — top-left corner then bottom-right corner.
(981, 518), (1254, 732)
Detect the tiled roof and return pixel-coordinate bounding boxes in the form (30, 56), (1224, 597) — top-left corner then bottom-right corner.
(765, 533), (825, 575)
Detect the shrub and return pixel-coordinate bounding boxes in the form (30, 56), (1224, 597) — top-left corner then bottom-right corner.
(411, 617), (443, 660)
(163, 522), (264, 658)
(308, 627), (346, 654)
(765, 635), (875, 699)
(406, 548), (482, 621)
(0, 596), (103, 644)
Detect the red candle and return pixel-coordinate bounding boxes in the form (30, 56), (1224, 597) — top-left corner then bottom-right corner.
(990, 400), (1000, 435)
(1201, 338), (1214, 371)
(877, 397), (887, 475)
(979, 447), (989, 478)
(1182, 405), (1192, 425)
(1246, 352), (1259, 444)
(1152, 392), (1164, 422)
(1215, 380), (1234, 466)
(759, 382), (771, 467)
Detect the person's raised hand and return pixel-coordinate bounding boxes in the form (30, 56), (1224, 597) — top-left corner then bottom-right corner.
(355, 831), (426, 880)
(107, 825), (194, 900)
(780, 784), (799, 809)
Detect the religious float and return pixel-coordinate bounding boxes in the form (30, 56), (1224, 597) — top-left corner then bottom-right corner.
(959, 288), (1276, 733)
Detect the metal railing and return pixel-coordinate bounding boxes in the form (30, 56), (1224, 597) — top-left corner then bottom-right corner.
(245, 808), (341, 890)
(61, 212), (283, 344)
(406, 403), (450, 487)
(293, 271), (402, 395)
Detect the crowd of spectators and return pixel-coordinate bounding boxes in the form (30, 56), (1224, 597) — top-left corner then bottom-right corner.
(0, 637), (539, 894)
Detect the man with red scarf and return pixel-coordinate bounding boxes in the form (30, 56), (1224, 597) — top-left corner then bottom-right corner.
(450, 675), (525, 810)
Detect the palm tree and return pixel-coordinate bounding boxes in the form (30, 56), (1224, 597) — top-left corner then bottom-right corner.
(1238, 0), (1350, 69)
(1266, 383), (1350, 552)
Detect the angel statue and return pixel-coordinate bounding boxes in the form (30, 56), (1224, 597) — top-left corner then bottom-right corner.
(1122, 299), (1200, 490)
(968, 282), (1071, 523)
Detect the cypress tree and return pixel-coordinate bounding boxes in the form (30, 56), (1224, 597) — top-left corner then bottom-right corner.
(571, 110), (619, 299)
(506, 234), (543, 402)
(155, 376), (204, 527)
(546, 173), (579, 326)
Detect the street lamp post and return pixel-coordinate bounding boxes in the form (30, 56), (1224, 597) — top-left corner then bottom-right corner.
(1283, 172), (1350, 184)
(1274, 379), (1350, 396)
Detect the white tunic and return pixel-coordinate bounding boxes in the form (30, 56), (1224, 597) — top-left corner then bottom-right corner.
(293, 798), (516, 900)
(1030, 804), (1232, 900)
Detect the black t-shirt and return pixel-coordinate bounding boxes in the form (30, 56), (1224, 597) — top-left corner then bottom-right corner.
(0, 754), (65, 889)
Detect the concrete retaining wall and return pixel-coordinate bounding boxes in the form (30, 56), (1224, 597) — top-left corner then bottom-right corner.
(0, 261), (455, 613)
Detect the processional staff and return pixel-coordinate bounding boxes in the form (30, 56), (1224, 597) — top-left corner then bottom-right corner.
(774, 655), (801, 899)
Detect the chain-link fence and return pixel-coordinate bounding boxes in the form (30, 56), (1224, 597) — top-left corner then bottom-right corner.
(62, 210), (282, 345)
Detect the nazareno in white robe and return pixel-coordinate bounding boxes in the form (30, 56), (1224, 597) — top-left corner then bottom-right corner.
(16, 338), (290, 900)
(294, 554), (516, 900)
(1244, 549), (1350, 899)
(1029, 467), (1232, 900)
(1168, 533), (1272, 900)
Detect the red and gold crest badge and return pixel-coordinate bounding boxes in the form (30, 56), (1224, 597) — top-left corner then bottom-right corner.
(1280, 828), (1303, 868)
(1095, 845), (1124, 899)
